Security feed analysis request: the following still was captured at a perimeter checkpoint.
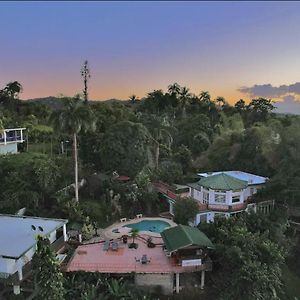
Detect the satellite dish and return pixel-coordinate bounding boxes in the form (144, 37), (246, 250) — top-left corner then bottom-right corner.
(38, 226), (44, 232)
(31, 225), (36, 231)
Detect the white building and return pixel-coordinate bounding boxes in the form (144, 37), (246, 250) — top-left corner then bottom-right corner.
(0, 214), (68, 294)
(188, 171), (268, 225)
(0, 128), (26, 154)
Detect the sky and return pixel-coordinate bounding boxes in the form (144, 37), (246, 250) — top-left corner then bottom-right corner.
(1, 1), (300, 112)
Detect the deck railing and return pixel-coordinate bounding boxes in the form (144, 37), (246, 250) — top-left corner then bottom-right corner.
(0, 128), (25, 145)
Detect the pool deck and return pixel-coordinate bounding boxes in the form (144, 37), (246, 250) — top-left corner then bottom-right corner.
(103, 217), (177, 239)
(66, 234), (210, 274)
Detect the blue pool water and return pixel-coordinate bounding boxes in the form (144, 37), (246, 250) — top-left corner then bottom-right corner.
(124, 220), (170, 233)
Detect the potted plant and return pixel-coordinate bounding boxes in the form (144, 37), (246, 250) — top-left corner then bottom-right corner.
(122, 235), (128, 244)
(129, 228), (139, 249)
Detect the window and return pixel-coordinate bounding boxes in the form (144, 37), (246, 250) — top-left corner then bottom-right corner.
(203, 192), (209, 203)
(214, 194), (226, 203)
(232, 195), (240, 203)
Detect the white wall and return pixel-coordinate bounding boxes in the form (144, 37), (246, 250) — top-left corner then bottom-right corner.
(195, 212), (214, 225)
(0, 143), (18, 155)
(189, 187), (202, 202)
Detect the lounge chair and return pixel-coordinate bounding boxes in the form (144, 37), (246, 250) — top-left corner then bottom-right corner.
(111, 240), (119, 251)
(120, 218), (127, 223)
(103, 240), (110, 251)
(136, 214), (143, 219)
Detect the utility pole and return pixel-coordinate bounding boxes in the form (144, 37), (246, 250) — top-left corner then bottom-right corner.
(81, 60), (91, 104)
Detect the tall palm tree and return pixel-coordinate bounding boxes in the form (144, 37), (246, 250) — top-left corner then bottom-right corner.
(80, 61), (91, 104)
(129, 94), (137, 104)
(179, 86), (191, 118)
(168, 83), (181, 97)
(50, 97), (95, 202)
(144, 115), (174, 169)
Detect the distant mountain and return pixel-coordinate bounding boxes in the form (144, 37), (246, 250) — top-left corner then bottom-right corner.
(24, 96), (127, 110)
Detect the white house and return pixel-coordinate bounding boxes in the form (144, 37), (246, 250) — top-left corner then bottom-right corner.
(0, 214), (68, 294)
(187, 171), (268, 225)
(0, 128), (26, 154)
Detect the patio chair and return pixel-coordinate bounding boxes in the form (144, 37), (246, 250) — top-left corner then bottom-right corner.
(111, 240), (119, 251)
(141, 254), (150, 264)
(103, 240), (110, 251)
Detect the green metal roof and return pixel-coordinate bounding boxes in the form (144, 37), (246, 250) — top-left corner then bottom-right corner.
(161, 225), (214, 253)
(197, 173), (248, 191)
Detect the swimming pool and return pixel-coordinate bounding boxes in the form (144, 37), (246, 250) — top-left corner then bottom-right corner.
(123, 220), (170, 233)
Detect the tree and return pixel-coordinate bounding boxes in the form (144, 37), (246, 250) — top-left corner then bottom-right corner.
(100, 121), (149, 177)
(168, 82), (181, 97)
(174, 114), (212, 155)
(173, 144), (192, 174)
(0, 81), (22, 109)
(247, 97), (274, 123)
(198, 214), (287, 300)
(129, 228), (139, 248)
(129, 94), (137, 104)
(234, 99), (246, 112)
(174, 197), (198, 225)
(215, 96), (226, 109)
(50, 97), (95, 202)
(81, 60), (91, 103)
(32, 236), (65, 300)
(143, 114), (174, 169)
(179, 86), (191, 118)
(157, 160), (183, 184)
(3, 81), (23, 99)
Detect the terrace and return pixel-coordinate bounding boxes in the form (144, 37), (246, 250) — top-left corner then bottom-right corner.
(66, 235), (211, 274)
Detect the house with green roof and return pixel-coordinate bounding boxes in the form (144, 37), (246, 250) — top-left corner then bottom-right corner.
(154, 170), (270, 226)
(187, 171), (268, 224)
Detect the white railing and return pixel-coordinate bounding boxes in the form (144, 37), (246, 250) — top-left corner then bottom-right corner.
(0, 128), (26, 145)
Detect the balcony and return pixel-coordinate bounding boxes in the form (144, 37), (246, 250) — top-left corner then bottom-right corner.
(197, 201), (248, 212)
(0, 128), (26, 145)
(208, 202), (248, 212)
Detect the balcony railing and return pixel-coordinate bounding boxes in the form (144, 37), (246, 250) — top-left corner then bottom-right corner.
(208, 202), (247, 212)
(0, 135), (23, 144)
(0, 128), (26, 145)
(196, 201), (248, 212)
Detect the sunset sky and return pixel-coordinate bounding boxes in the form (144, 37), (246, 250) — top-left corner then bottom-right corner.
(1, 1), (300, 112)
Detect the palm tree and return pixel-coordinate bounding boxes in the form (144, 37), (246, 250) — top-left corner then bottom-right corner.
(50, 97), (95, 202)
(130, 228), (139, 248)
(199, 91), (211, 104)
(144, 115), (174, 169)
(168, 83), (181, 97)
(179, 86), (191, 118)
(129, 94), (137, 104)
(81, 60), (91, 104)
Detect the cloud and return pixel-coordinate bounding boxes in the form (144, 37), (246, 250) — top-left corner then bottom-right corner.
(238, 82), (300, 98)
(274, 95), (300, 115)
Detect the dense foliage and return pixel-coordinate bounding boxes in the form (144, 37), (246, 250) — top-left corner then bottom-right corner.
(1, 81), (300, 299)
(32, 236), (65, 300)
(198, 211), (293, 300)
